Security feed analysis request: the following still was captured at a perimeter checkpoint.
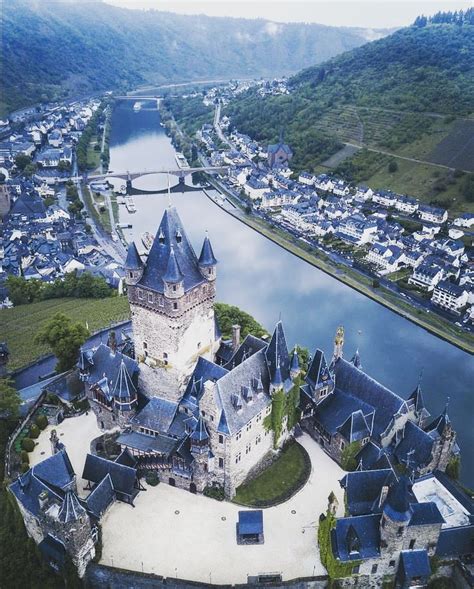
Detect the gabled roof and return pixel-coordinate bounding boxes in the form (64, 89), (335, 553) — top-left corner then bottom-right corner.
(340, 469), (395, 516)
(425, 404), (450, 439)
(408, 383), (430, 420)
(409, 502), (444, 526)
(338, 410), (371, 444)
(190, 416), (209, 443)
(88, 344), (138, 390)
(398, 550), (431, 581)
(334, 358), (407, 441)
(85, 473), (115, 518)
(436, 525), (474, 557)
(180, 357), (228, 415)
(30, 449), (75, 490)
(225, 334), (267, 370)
(394, 421), (434, 470)
(82, 454), (137, 497)
(138, 206), (206, 294)
(333, 514), (381, 561)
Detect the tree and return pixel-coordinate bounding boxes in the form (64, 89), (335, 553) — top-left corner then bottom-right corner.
(5, 276), (42, 305)
(0, 379), (21, 418)
(35, 313), (89, 372)
(341, 441), (362, 471)
(388, 160), (398, 173)
(14, 154), (32, 171)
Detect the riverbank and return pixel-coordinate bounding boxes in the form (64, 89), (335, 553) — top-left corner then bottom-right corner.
(204, 179), (474, 354)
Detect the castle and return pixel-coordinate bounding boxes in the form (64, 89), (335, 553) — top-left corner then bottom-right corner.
(9, 206), (471, 582)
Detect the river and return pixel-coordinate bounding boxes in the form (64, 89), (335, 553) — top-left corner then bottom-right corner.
(110, 100), (474, 485)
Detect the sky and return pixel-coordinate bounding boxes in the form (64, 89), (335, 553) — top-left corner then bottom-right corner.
(105, 0), (472, 28)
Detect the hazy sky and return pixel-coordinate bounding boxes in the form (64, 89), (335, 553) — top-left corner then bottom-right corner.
(105, 0), (472, 28)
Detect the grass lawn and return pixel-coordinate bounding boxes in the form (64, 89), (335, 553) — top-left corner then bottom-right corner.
(233, 441), (311, 507)
(0, 296), (130, 371)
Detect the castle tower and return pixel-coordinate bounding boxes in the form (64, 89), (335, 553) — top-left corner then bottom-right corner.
(380, 476), (412, 560)
(290, 348), (300, 379)
(127, 206), (220, 400)
(190, 416), (210, 492)
(112, 358), (138, 424)
(426, 401), (456, 472)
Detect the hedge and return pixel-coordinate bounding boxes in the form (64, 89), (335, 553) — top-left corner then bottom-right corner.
(29, 424), (40, 439)
(21, 438), (35, 452)
(20, 451), (29, 465)
(35, 415), (48, 430)
(145, 472), (159, 487)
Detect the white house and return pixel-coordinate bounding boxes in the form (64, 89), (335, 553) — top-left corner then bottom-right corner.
(395, 195), (419, 215)
(431, 280), (468, 314)
(354, 185), (373, 201)
(298, 172), (316, 186)
(244, 177), (269, 200)
(418, 204), (448, 224)
(336, 215), (378, 245)
(372, 190), (398, 208)
(409, 263), (444, 291)
(314, 174), (334, 192)
(366, 243), (406, 275)
(453, 213), (474, 228)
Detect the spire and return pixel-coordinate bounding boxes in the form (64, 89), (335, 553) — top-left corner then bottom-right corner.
(272, 360), (283, 388)
(58, 490), (86, 523)
(265, 320), (290, 387)
(290, 348), (299, 373)
(190, 416), (209, 444)
(112, 359), (136, 400)
(125, 241), (143, 270)
(332, 326), (344, 364)
(163, 246), (184, 284)
(351, 349), (361, 369)
(383, 476), (412, 522)
(198, 232), (218, 267)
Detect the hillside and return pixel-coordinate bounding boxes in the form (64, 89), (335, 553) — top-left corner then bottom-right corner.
(225, 20), (474, 212)
(1, 0), (382, 117)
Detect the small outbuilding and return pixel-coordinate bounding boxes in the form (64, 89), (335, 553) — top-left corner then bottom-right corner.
(237, 510), (264, 545)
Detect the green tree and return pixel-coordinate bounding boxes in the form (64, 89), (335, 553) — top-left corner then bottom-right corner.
(0, 379), (21, 418)
(35, 313), (89, 372)
(341, 441), (362, 471)
(446, 455), (461, 480)
(14, 154), (32, 171)
(388, 160), (398, 173)
(5, 276), (42, 305)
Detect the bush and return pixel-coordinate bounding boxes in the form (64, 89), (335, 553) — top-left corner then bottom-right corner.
(20, 463), (30, 473)
(20, 451), (29, 465)
(29, 424), (40, 439)
(388, 160), (398, 173)
(35, 414), (48, 430)
(145, 472), (160, 487)
(21, 438), (35, 452)
(203, 484), (225, 501)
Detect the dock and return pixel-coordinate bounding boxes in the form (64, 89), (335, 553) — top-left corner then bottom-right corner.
(125, 196), (136, 213)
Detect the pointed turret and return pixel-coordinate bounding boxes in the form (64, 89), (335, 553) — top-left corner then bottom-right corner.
(332, 326), (344, 365)
(58, 490), (86, 523)
(124, 241), (143, 285)
(383, 476), (412, 523)
(290, 348), (300, 378)
(408, 382), (430, 425)
(162, 246), (184, 300)
(198, 232), (218, 281)
(306, 349), (334, 402)
(265, 321), (291, 390)
(112, 359), (137, 411)
(426, 400), (451, 439)
(351, 349), (362, 369)
(271, 361), (283, 391)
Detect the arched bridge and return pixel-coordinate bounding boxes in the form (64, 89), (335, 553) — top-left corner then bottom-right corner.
(86, 166), (229, 183)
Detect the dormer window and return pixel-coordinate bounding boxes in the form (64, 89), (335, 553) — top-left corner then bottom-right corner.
(158, 230), (165, 244)
(176, 230), (182, 244)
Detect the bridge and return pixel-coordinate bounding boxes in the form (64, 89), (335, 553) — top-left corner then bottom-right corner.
(114, 95), (160, 101)
(86, 166), (229, 183)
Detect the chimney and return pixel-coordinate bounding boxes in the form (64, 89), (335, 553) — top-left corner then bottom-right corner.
(232, 324), (241, 351)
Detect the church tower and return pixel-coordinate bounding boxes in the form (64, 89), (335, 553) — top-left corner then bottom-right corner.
(126, 207), (220, 400)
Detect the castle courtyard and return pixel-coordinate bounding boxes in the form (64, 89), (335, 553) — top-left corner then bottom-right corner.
(28, 412), (102, 498)
(99, 434), (345, 584)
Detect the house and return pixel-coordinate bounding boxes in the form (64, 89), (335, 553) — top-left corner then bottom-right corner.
(336, 215), (378, 245)
(431, 281), (468, 315)
(366, 243), (406, 275)
(453, 213), (474, 228)
(298, 172), (315, 186)
(37, 149), (62, 168)
(418, 205), (448, 225)
(409, 263), (444, 291)
(244, 177), (269, 200)
(48, 129), (63, 147)
(394, 195), (419, 215)
(332, 179), (351, 197)
(314, 174), (334, 192)
(372, 190), (398, 208)
(354, 186), (374, 202)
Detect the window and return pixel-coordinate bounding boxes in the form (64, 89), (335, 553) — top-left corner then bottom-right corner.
(246, 422), (252, 431)
(340, 440), (346, 450)
(201, 410), (206, 417)
(163, 352), (168, 359)
(245, 442), (251, 454)
(208, 268), (212, 275)
(138, 289), (144, 299)
(409, 539), (416, 549)
(235, 452), (241, 464)
(371, 564), (378, 574)
(173, 285), (177, 292)
(397, 526), (404, 536)
(389, 560), (395, 567)
(197, 342), (201, 349)
(129, 271), (133, 278)
(255, 434), (261, 445)
(236, 432), (242, 441)
(159, 297), (164, 307)
(219, 435), (224, 444)
(148, 292), (153, 303)
(352, 565), (360, 574)
(173, 302), (178, 310)
(380, 540), (387, 549)
(218, 457), (224, 468)
(143, 342), (148, 349)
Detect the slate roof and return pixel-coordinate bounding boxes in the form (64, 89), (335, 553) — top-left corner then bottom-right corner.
(340, 469), (394, 516)
(398, 550), (431, 581)
(88, 344), (138, 390)
(436, 525), (474, 557)
(265, 321), (291, 390)
(190, 416), (209, 443)
(306, 349), (333, 392)
(225, 334), (267, 370)
(58, 490), (85, 523)
(117, 431), (177, 456)
(30, 449), (75, 490)
(315, 391), (373, 436)
(407, 384), (430, 420)
(356, 441), (392, 471)
(409, 502), (445, 526)
(82, 454), (137, 497)
(216, 348), (271, 436)
(332, 514), (381, 561)
(334, 358), (407, 441)
(198, 235), (217, 267)
(394, 421), (434, 470)
(383, 476), (412, 522)
(132, 397), (178, 433)
(180, 357), (228, 415)
(85, 473), (115, 518)
(112, 359), (136, 400)
(163, 247), (184, 283)
(124, 241), (143, 270)
(338, 410), (372, 443)
(138, 207), (206, 294)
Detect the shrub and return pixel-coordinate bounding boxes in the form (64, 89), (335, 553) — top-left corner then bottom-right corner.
(20, 451), (29, 465)
(145, 472), (160, 487)
(29, 424), (40, 439)
(21, 438), (35, 452)
(20, 463), (30, 473)
(203, 484), (225, 501)
(388, 160), (398, 173)
(35, 414), (48, 430)
(446, 455), (461, 480)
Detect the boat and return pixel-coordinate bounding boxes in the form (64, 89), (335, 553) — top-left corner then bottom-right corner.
(133, 102), (142, 112)
(141, 231), (154, 251)
(175, 152), (190, 169)
(125, 196), (136, 213)
(116, 222), (132, 229)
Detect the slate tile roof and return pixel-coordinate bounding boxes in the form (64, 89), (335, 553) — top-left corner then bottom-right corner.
(138, 207), (206, 294)
(116, 431), (177, 456)
(398, 550), (431, 581)
(394, 421), (434, 469)
(409, 502), (445, 526)
(332, 513), (381, 561)
(131, 397), (178, 433)
(436, 525), (474, 557)
(82, 454), (137, 497)
(85, 473), (115, 518)
(340, 469), (395, 516)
